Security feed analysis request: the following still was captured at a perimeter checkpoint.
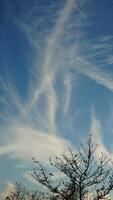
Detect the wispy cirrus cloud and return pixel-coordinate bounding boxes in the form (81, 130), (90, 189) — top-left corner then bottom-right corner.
(1, 0), (113, 173)
(15, 0), (79, 133)
(73, 56), (113, 93)
(90, 108), (113, 161)
(0, 0), (86, 147)
(0, 124), (71, 162)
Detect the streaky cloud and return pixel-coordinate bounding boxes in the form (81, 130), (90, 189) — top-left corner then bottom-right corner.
(90, 108), (113, 161)
(0, 124), (72, 163)
(1, 0), (113, 170)
(73, 57), (113, 93)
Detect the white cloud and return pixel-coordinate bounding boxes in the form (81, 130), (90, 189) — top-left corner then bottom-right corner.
(73, 57), (113, 93)
(90, 108), (113, 161)
(24, 171), (40, 185)
(1, 0), (113, 182)
(99, 35), (113, 42)
(15, 0), (79, 134)
(106, 55), (113, 65)
(24, 169), (66, 186)
(64, 74), (73, 114)
(63, 73), (79, 114)
(0, 124), (71, 163)
(0, 182), (14, 199)
(0, 79), (23, 117)
(0, 0), (83, 167)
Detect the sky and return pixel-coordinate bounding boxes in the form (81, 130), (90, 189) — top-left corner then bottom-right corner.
(1, 0), (113, 196)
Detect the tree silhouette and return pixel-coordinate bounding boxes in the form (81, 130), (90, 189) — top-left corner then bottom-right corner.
(32, 136), (113, 200)
(5, 183), (41, 200)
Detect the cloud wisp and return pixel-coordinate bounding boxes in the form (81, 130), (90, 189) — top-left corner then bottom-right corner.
(90, 108), (113, 162)
(0, 0), (83, 162)
(0, 124), (71, 162)
(1, 0), (113, 168)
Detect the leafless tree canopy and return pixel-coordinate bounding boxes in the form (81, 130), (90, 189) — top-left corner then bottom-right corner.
(5, 136), (113, 200)
(32, 136), (113, 200)
(5, 183), (42, 200)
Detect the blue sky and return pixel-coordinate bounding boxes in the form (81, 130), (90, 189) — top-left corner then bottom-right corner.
(1, 0), (113, 196)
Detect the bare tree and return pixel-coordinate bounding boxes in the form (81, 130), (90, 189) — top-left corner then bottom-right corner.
(32, 136), (113, 200)
(5, 183), (41, 200)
